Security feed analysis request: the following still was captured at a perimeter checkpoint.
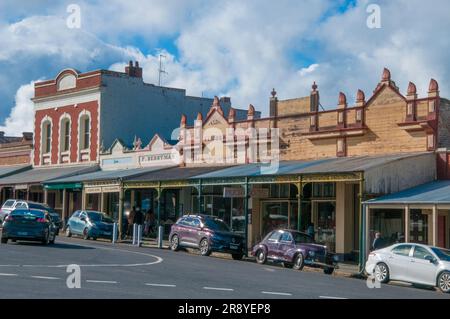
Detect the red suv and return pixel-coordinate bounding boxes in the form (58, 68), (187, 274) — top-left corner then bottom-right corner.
(169, 215), (245, 260)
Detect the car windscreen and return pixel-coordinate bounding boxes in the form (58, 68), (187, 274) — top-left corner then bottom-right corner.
(87, 212), (113, 223)
(431, 247), (450, 262)
(2, 200), (15, 208)
(204, 218), (230, 232)
(292, 232), (315, 244)
(11, 210), (45, 219)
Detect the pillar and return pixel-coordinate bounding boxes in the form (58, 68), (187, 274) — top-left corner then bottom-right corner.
(296, 180), (302, 231)
(118, 188), (124, 240)
(157, 187), (162, 227)
(43, 188), (48, 204)
(244, 177), (249, 256)
(433, 205), (438, 246)
(405, 205), (410, 243)
(81, 188), (86, 210)
(335, 182), (354, 257)
(62, 189), (67, 225)
(100, 192), (105, 213)
(197, 181), (202, 214)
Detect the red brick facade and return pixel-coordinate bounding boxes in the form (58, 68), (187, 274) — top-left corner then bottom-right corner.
(33, 101), (99, 166)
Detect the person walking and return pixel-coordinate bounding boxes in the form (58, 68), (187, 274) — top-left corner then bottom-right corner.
(144, 209), (155, 236)
(372, 232), (384, 251)
(134, 206), (144, 226)
(127, 206), (136, 238)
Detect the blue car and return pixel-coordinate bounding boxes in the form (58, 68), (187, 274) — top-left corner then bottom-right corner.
(66, 210), (114, 241)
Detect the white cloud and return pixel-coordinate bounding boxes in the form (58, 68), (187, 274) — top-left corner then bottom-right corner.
(0, 81), (35, 136)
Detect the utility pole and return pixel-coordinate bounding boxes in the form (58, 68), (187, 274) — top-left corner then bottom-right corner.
(158, 54), (168, 86)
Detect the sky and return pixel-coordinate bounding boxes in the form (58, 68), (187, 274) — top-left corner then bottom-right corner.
(0, 0), (449, 136)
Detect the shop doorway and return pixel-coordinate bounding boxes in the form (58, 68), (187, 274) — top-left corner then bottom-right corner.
(312, 201), (336, 252)
(409, 209), (428, 244)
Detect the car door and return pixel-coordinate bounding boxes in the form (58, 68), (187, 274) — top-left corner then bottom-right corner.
(278, 232), (295, 262)
(386, 244), (413, 281)
(68, 211), (80, 233)
(78, 212), (88, 233)
(408, 245), (439, 285)
(180, 217), (196, 246)
(266, 231), (282, 260)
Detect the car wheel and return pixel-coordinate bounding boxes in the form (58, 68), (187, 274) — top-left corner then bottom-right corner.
(293, 253), (305, 271)
(199, 238), (211, 256)
(255, 249), (267, 264)
(83, 228), (90, 240)
(1, 238), (7, 244)
(170, 235), (180, 251)
(324, 267), (334, 275)
(66, 227), (72, 237)
(438, 271), (450, 293)
(282, 262), (293, 268)
(232, 254), (243, 260)
(42, 229), (50, 245)
(49, 233), (56, 245)
(374, 262), (390, 284)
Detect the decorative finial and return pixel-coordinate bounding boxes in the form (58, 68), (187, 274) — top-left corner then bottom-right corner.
(213, 96), (220, 107)
(196, 112), (203, 121)
(356, 89), (365, 103)
(248, 104), (255, 116)
(338, 92), (347, 105)
(271, 88), (277, 98)
(429, 79), (439, 92)
(407, 82), (417, 95)
(180, 114), (187, 126)
(382, 67), (391, 81)
(312, 81), (318, 91)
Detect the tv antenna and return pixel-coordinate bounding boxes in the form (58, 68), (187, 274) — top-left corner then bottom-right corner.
(158, 54), (168, 86)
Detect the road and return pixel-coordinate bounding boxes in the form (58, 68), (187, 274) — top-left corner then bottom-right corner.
(0, 235), (448, 299)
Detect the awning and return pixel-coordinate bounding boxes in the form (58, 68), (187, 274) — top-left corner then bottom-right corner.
(364, 180), (450, 205)
(45, 183), (83, 190)
(124, 166), (232, 183)
(0, 164), (31, 179)
(0, 165), (99, 188)
(44, 166), (174, 185)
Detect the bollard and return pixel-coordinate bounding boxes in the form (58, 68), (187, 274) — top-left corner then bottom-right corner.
(112, 222), (118, 244)
(137, 224), (142, 247)
(157, 225), (164, 249)
(132, 223), (137, 245)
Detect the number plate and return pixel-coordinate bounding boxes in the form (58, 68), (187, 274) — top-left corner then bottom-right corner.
(230, 243), (239, 250)
(18, 232), (28, 236)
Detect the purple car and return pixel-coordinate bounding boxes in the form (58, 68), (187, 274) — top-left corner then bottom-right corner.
(252, 229), (338, 274)
(169, 215), (245, 260)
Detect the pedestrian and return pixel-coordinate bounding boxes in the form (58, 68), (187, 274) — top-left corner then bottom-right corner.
(134, 206), (144, 226)
(144, 209), (155, 236)
(372, 232), (384, 251)
(307, 223), (315, 239)
(127, 206), (136, 238)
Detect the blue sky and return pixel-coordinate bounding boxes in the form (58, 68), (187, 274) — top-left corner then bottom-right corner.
(0, 0), (449, 135)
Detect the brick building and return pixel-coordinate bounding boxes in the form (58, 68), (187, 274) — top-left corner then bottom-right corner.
(0, 131), (33, 166)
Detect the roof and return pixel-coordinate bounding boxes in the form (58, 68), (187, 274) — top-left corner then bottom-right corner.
(0, 165), (99, 186)
(193, 153), (430, 179)
(125, 166), (231, 182)
(0, 165), (31, 178)
(45, 166), (172, 184)
(364, 180), (450, 205)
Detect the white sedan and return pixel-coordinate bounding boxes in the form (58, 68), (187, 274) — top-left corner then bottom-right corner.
(365, 243), (450, 293)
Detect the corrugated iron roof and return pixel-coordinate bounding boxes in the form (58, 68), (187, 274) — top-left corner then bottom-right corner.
(125, 166), (231, 182)
(364, 180), (450, 205)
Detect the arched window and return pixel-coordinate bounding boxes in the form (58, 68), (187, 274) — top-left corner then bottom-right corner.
(79, 114), (90, 150)
(42, 120), (52, 154)
(60, 117), (71, 152)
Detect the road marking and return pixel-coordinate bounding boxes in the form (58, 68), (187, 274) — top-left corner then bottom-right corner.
(31, 276), (60, 280)
(319, 296), (348, 299)
(264, 268), (275, 272)
(86, 280), (118, 284)
(145, 283), (177, 287)
(203, 287), (234, 291)
(0, 273), (18, 277)
(261, 291), (292, 296)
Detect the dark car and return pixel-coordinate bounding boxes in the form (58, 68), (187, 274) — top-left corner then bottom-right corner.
(1, 209), (57, 245)
(66, 210), (114, 241)
(169, 215), (245, 260)
(252, 229), (338, 274)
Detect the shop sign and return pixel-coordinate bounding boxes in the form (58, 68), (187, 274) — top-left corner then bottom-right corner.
(139, 153), (174, 165)
(102, 186), (121, 193)
(14, 184), (28, 190)
(223, 187), (269, 198)
(85, 187), (102, 194)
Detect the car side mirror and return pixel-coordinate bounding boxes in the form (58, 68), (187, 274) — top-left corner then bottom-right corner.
(425, 255), (436, 263)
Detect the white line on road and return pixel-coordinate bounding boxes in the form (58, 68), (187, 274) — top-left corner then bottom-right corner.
(145, 283), (177, 287)
(31, 276), (60, 280)
(0, 273), (18, 277)
(319, 296), (348, 299)
(86, 280), (118, 284)
(203, 287), (234, 291)
(263, 268), (275, 272)
(261, 291), (292, 296)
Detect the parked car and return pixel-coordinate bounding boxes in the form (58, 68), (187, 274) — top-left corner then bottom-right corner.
(0, 199), (20, 223)
(0, 200), (60, 226)
(169, 214), (245, 260)
(365, 243), (450, 293)
(252, 229), (338, 274)
(1, 209), (57, 245)
(66, 210), (114, 241)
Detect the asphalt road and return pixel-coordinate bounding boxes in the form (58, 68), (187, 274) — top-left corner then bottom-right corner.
(0, 235), (449, 299)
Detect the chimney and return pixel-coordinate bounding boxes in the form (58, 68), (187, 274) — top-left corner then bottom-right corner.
(269, 88), (278, 117)
(22, 132), (33, 141)
(125, 60), (143, 78)
(310, 82), (319, 112)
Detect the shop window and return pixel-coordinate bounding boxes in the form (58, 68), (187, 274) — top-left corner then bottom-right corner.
(312, 183), (335, 198)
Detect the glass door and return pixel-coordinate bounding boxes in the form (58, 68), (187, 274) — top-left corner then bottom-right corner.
(410, 209), (428, 244)
(313, 201), (336, 252)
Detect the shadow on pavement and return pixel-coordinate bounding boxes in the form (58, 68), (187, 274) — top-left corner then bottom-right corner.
(8, 241), (95, 250)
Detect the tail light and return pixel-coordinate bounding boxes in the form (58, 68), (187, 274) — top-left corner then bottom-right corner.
(369, 252), (377, 257)
(36, 218), (47, 223)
